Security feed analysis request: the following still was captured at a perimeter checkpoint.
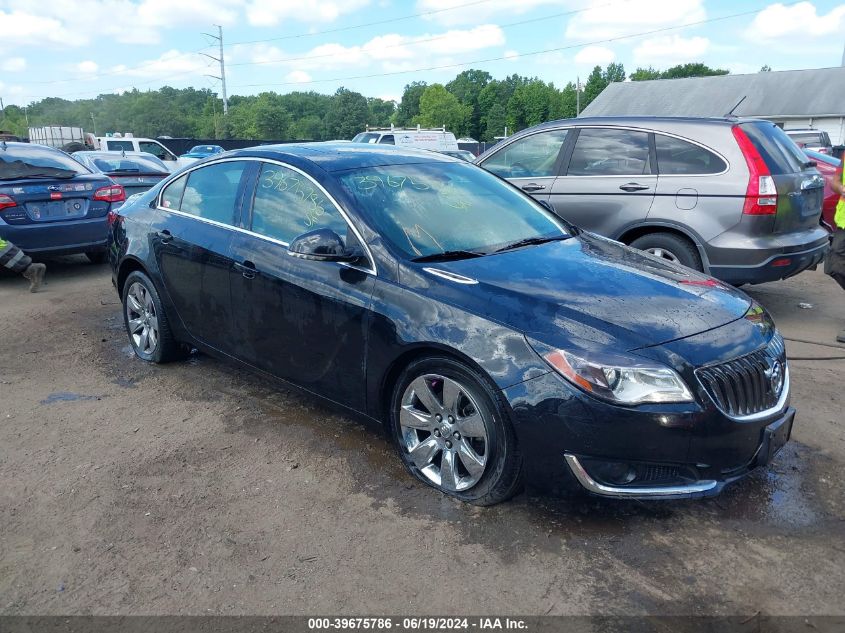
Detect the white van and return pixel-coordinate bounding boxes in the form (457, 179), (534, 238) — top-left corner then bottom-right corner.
(352, 126), (459, 151)
(89, 134), (193, 171)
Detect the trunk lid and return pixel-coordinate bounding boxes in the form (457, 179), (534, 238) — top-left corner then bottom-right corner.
(0, 174), (112, 223)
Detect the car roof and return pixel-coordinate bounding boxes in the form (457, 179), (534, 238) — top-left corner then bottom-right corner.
(76, 150), (158, 158)
(225, 142), (458, 172)
(521, 115), (771, 133)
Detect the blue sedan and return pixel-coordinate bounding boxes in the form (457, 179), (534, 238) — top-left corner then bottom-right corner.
(108, 143), (794, 505)
(179, 144), (225, 159)
(1, 142), (125, 263)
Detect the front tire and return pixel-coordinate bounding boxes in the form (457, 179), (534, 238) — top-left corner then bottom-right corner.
(122, 270), (182, 363)
(390, 357), (522, 506)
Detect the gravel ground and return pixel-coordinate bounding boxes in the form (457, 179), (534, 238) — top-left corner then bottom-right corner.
(1, 259), (843, 616)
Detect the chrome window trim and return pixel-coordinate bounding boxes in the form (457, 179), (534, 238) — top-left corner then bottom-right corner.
(156, 156), (377, 276)
(485, 124), (730, 178)
(564, 454), (718, 498)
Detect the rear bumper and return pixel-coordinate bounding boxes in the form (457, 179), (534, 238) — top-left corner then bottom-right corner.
(709, 240), (828, 284)
(0, 217), (109, 255)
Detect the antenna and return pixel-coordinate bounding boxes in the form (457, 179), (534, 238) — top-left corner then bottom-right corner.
(725, 95), (747, 118)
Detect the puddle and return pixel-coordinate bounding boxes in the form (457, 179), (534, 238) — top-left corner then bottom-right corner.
(40, 391), (101, 405)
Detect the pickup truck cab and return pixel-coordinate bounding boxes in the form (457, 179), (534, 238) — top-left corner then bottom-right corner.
(93, 137), (192, 171)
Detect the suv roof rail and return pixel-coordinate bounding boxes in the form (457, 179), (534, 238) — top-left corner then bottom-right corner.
(364, 124), (448, 133)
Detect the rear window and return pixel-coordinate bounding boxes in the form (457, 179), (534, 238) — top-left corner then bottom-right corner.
(655, 135), (726, 175)
(787, 132), (828, 147)
(89, 154), (169, 174)
(0, 143), (90, 178)
(740, 122), (808, 175)
(352, 133), (380, 144)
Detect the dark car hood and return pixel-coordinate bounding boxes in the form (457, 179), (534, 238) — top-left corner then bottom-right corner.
(408, 233), (752, 351)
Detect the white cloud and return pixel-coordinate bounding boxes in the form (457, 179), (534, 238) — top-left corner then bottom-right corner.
(235, 24), (505, 72)
(107, 49), (212, 79)
(247, 0), (370, 26)
(565, 0), (706, 41)
(284, 70), (312, 83)
(633, 35), (710, 66)
(503, 49), (520, 61)
(0, 10), (78, 50)
(416, 0), (563, 26)
(574, 45), (615, 66)
(745, 2), (845, 40)
(76, 60), (99, 74)
(1, 57), (27, 72)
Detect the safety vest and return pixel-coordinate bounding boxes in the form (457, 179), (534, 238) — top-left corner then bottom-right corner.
(837, 166), (845, 229)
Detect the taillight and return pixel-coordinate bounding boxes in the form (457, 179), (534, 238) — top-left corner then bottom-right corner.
(0, 194), (16, 210)
(732, 125), (777, 215)
(93, 185), (126, 203)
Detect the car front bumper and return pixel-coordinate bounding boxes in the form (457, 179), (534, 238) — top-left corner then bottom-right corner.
(503, 368), (795, 499)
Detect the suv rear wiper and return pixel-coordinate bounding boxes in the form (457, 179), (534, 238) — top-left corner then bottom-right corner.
(411, 249), (486, 263)
(492, 234), (571, 254)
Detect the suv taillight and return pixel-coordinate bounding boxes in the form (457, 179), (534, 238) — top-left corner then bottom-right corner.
(732, 125), (777, 215)
(0, 194), (16, 210)
(93, 185), (126, 203)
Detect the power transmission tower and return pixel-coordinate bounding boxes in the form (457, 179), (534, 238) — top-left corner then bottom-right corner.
(201, 25), (229, 116)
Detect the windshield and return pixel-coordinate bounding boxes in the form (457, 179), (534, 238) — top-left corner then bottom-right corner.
(0, 143), (90, 180)
(84, 153), (169, 174)
(337, 162), (566, 259)
(787, 132), (826, 147)
(352, 133), (380, 144)
(189, 145), (218, 153)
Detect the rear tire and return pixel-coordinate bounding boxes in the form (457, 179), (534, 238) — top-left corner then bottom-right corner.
(389, 356), (522, 506)
(122, 270), (183, 364)
(629, 232), (703, 271)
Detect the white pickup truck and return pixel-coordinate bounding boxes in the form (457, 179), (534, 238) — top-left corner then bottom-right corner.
(92, 136), (193, 172)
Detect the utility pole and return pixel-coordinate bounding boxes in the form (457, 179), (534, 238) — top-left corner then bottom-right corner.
(90, 112), (97, 136)
(576, 76), (581, 116)
(201, 25), (228, 116)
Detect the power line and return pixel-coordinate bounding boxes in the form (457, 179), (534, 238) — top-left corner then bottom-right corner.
(227, 0), (632, 69)
(224, 0), (497, 47)
(228, 1), (802, 90)
(11, 0), (498, 86)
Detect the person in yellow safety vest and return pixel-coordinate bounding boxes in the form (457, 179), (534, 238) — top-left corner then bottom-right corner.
(0, 238), (46, 292)
(827, 160), (845, 343)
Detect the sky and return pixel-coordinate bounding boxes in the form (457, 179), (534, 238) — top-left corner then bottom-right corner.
(1, 0), (844, 107)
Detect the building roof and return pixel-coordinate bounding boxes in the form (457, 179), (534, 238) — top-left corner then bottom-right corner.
(581, 66), (845, 118)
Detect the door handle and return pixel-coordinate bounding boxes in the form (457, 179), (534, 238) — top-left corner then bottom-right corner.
(233, 260), (256, 280)
(158, 229), (173, 243)
(619, 183), (650, 192)
(521, 183), (546, 192)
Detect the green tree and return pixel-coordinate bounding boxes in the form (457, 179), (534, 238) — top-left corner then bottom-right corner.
(477, 74), (529, 141)
(629, 67), (662, 81)
(760, 65), (772, 72)
(324, 87), (369, 139)
(506, 79), (563, 132)
(367, 97), (396, 127)
(483, 102), (507, 140)
(413, 84), (472, 136)
(446, 68), (492, 139)
(582, 62), (626, 108)
(660, 63), (728, 79)
(395, 81), (428, 126)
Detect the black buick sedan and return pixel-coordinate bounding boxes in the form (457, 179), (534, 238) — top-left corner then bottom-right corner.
(109, 143), (794, 505)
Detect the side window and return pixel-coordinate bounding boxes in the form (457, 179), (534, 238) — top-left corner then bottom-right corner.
(378, 135), (395, 145)
(482, 130), (569, 178)
(567, 128), (651, 176)
(106, 140), (134, 151)
(139, 141), (172, 160)
(160, 174), (187, 209)
(655, 135), (727, 175)
(251, 163), (349, 244)
(179, 161), (249, 225)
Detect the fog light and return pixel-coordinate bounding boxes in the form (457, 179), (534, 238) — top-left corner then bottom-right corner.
(586, 460), (637, 485)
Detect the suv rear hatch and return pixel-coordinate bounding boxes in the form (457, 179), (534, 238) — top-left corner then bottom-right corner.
(733, 121), (824, 234)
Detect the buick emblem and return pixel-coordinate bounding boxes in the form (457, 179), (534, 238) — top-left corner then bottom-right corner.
(768, 360), (784, 395)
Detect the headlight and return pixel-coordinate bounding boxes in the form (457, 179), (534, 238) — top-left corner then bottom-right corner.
(541, 348), (694, 405)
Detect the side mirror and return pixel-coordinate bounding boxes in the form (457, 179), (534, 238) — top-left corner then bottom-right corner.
(288, 228), (361, 263)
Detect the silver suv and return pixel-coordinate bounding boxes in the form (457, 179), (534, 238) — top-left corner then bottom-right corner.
(476, 117), (829, 285)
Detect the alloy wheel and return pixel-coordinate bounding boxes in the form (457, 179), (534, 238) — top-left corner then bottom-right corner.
(399, 374), (489, 492)
(645, 247), (681, 263)
(125, 281), (159, 356)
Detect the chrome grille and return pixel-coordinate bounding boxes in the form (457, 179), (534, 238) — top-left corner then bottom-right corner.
(696, 335), (787, 418)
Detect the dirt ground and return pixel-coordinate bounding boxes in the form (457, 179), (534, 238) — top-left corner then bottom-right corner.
(1, 258), (844, 616)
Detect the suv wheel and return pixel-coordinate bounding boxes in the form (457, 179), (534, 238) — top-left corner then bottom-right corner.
(630, 232), (703, 271)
